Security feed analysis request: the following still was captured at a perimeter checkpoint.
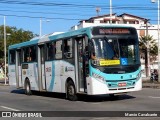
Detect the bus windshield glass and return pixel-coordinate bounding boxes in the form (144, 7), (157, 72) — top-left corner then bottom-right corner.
(91, 37), (140, 66)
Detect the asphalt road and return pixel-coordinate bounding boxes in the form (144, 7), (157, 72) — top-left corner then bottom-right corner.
(0, 86), (159, 120)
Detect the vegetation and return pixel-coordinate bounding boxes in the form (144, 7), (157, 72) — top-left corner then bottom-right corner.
(139, 35), (158, 63)
(0, 25), (38, 62)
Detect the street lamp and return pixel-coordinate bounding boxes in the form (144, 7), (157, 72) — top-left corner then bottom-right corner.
(3, 16), (7, 85)
(40, 18), (51, 37)
(151, 0), (160, 82)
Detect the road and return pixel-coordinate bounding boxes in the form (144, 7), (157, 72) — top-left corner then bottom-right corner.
(0, 86), (159, 120)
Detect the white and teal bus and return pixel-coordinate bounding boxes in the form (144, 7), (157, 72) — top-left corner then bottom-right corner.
(8, 25), (142, 101)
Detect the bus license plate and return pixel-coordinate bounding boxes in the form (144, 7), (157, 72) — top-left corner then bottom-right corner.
(118, 82), (126, 87)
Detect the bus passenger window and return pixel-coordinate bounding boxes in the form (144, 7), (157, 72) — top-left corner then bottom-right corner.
(9, 50), (15, 64)
(47, 42), (55, 60)
(64, 39), (72, 59)
(23, 47), (29, 62)
(23, 46), (36, 62)
(55, 40), (62, 59)
(30, 46), (36, 62)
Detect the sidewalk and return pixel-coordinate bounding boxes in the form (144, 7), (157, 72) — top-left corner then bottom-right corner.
(0, 78), (9, 85)
(142, 77), (160, 89)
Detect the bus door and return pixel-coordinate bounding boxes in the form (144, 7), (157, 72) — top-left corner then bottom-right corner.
(38, 45), (46, 90)
(75, 36), (89, 93)
(15, 49), (23, 88)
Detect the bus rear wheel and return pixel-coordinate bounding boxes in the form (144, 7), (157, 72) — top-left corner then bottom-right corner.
(66, 81), (77, 101)
(25, 80), (32, 95)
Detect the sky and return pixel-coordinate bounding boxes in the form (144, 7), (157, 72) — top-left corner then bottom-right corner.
(0, 0), (158, 36)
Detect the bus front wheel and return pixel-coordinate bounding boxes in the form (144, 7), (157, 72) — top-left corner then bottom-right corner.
(66, 81), (77, 101)
(25, 80), (32, 95)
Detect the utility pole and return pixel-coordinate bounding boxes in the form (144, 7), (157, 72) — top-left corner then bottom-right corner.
(145, 19), (150, 77)
(3, 16), (7, 85)
(40, 18), (50, 37)
(96, 7), (101, 16)
(151, 0), (160, 82)
(110, 0), (112, 24)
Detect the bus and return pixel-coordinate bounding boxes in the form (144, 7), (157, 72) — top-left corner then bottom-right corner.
(8, 25), (142, 101)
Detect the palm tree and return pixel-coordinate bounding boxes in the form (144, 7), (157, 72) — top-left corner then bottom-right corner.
(139, 35), (158, 77)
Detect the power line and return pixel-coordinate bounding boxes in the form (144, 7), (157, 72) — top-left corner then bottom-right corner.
(0, 13), (82, 20)
(0, 0), (157, 10)
(0, 9), (93, 16)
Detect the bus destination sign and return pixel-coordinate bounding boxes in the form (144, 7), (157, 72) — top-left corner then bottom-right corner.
(92, 27), (134, 35)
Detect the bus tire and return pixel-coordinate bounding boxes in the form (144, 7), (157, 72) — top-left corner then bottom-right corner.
(25, 80), (32, 95)
(66, 80), (77, 101)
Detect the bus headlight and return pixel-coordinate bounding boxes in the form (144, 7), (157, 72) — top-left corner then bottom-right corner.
(136, 72), (141, 80)
(92, 73), (105, 83)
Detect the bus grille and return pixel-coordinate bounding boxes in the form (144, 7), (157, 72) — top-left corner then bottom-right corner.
(109, 87), (134, 91)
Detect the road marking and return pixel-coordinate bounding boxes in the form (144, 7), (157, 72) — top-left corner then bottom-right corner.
(148, 96), (160, 99)
(92, 118), (106, 120)
(91, 103), (101, 105)
(0, 106), (20, 111)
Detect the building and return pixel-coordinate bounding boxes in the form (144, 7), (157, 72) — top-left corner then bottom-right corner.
(70, 13), (159, 77)
(71, 13), (158, 41)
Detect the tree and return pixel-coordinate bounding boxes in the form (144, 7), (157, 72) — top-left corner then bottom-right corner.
(139, 35), (158, 76)
(0, 25), (38, 60)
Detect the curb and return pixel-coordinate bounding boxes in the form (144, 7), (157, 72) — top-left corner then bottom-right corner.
(142, 82), (160, 89)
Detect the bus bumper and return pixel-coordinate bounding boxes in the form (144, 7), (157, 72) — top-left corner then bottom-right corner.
(87, 77), (142, 95)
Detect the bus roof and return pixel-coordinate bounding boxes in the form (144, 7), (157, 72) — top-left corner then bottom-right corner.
(8, 25), (136, 49)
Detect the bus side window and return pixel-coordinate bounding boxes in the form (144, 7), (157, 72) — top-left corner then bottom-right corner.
(30, 46), (37, 62)
(23, 47), (29, 62)
(55, 40), (62, 59)
(64, 39), (72, 59)
(9, 50), (16, 64)
(47, 42), (55, 60)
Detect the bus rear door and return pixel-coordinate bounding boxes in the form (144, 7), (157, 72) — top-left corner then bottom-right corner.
(38, 45), (46, 90)
(15, 49), (23, 88)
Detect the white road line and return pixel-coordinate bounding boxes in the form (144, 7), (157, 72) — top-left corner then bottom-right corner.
(148, 96), (160, 99)
(0, 106), (20, 111)
(91, 103), (101, 105)
(92, 118), (106, 120)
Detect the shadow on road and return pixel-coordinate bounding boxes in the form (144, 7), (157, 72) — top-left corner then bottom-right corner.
(10, 89), (135, 102)
(77, 94), (136, 102)
(11, 89), (25, 94)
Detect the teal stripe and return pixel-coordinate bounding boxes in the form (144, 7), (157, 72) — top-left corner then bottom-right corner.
(48, 61), (55, 91)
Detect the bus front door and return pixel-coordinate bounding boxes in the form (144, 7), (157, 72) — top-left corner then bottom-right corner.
(15, 50), (23, 88)
(76, 37), (88, 93)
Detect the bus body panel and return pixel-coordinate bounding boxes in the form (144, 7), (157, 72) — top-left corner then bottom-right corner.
(45, 61), (62, 92)
(44, 60), (75, 93)
(21, 63), (39, 91)
(8, 65), (16, 87)
(60, 60), (76, 93)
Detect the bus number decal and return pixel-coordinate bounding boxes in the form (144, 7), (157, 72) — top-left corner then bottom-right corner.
(46, 67), (51, 72)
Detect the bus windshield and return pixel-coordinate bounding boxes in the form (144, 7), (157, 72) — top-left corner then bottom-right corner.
(91, 37), (140, 66)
